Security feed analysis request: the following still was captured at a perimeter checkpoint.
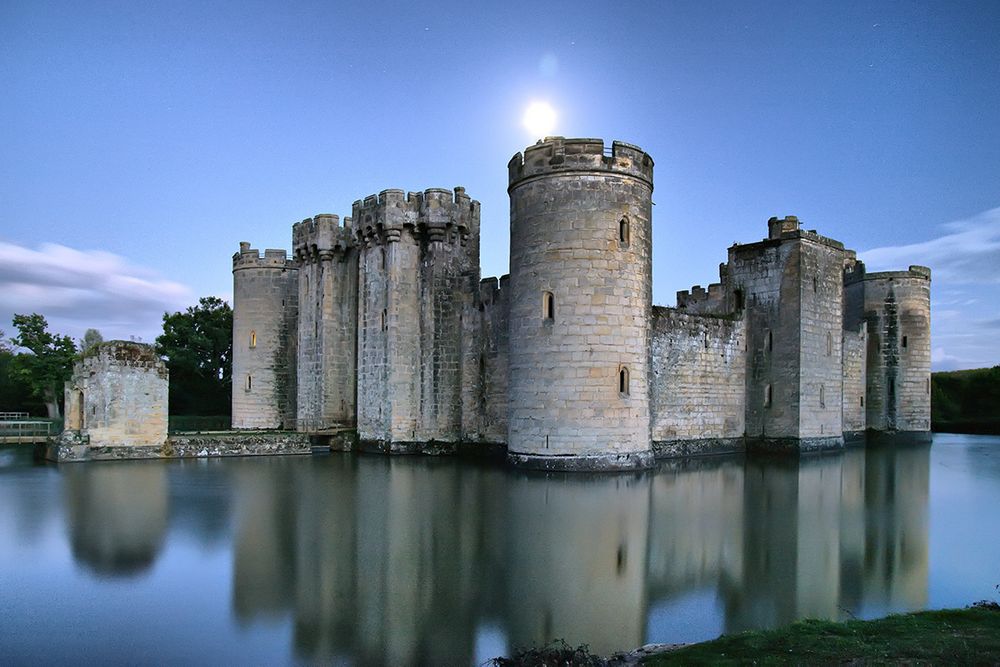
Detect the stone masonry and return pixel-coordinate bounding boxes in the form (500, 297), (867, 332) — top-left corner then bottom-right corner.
(63, 341), (169, 447)
(231, 137), (931, 469)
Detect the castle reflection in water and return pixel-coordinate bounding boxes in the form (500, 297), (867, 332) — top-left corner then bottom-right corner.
(60, 441), (929, 662)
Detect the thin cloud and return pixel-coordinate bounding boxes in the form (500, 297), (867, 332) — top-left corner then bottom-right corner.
(861, 206), (1000, 283)
(860, 207), (1000, 371)
(0, 241), (193, 344)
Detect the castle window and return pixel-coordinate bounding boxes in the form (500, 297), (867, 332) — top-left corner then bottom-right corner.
(926, 378), (930, 394)
(820, 385), (825, 408)
(764, 384), (772, 408)
(902, 335), (908, 349)
(246, 375), (252, 392)
(826, 332), (832, 356)
(766, 330), (773, 352)
(542, 291), (554, 320)
(734, 289), (744, 310)
(249, 331), (257, 348)
(860, 396), (865, 408)
(618, 217), (630, 247)
(619, 366), (630, 395)
(813, 276), (818, 292)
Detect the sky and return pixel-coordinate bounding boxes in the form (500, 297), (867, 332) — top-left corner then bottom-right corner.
(1, 0), (998, 370)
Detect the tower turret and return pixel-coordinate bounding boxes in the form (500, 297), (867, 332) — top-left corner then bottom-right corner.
(506, 137), (655, 470)
(232, 244), (298, 429)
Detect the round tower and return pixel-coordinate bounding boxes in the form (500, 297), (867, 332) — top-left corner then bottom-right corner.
(232, 242), (299, 429)
(857, 265), (932, 432)
(506, 137), (655, 470)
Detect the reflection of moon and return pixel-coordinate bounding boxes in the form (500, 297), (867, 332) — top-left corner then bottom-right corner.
(523, 101), (557, 138)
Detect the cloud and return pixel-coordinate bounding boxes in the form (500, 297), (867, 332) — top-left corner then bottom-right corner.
(860, 206), (1000, 283)
(0, 241), (193, 345)
(859, 207), (1000, 371)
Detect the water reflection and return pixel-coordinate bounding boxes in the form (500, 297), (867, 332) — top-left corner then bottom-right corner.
(63, 462), (168, 577)
(54, 438), (932, 660)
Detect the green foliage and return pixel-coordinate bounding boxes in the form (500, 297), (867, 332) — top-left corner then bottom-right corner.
(491, 639), (607, 666)
(156, 296), (232, 416)
(646, 607), (1000, 665)
(932, 366), (1000, 434)
(9, 314), (77, 418)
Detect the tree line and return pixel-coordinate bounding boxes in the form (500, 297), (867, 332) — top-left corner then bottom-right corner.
(932, 367), (1000, 434)
(0, 297), (232, 418)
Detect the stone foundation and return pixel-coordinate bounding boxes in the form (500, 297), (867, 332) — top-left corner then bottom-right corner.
(653, 437), (745, 458)
(746, 435), (845, 454)
(44, 431), (312, 462)
(507, 450), (655, 472)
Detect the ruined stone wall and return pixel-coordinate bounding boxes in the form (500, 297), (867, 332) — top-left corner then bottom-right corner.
(232, 245), (298, 429)
(354, 187), (480, 447)
(649, 307), (746, 456)
(506, 138), (654, 469)
(846, 265), (931, 431)
(293, 215), (357, 430)
(469, 275), (510, 444)
(64, 341), (168, 446)
(842, 324), (867, 434)
(675, 265), (730, 316)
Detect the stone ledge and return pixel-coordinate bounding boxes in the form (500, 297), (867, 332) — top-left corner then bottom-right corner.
(653, 437), (746, 458)
(45, 432), (312, 462)
(507, 450), (655, 472)
(746, 435), (845, 454)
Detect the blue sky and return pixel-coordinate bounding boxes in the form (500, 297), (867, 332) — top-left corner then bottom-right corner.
(1, 0), (998, 369)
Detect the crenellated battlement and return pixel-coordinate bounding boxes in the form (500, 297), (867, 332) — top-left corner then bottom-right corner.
(507, 136), (654, 191)
(232, 242), (296, 271)
(292, 214), (354, 262)
(352, 186), (480, 246)
(844, 260), (932, 285)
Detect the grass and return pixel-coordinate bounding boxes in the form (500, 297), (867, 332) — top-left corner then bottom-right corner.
(646, 605), (1000, 665)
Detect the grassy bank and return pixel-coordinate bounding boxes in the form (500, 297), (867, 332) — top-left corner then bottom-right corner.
(646, 605), (1000, 665)
(493, 605), (1000, 665)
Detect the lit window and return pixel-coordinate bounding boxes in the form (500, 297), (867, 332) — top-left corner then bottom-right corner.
(249, 330), (257, 348)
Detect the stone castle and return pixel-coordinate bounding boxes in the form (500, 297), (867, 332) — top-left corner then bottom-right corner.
(232, 137), (930, 470)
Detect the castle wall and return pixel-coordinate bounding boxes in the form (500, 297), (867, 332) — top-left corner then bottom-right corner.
(727, 218), (846, 450)
(64, 341), (169, 446)
(846, 266), (931, 432)
(355, 188), (480, 447)
(293, 215), (358, 431)
(468, 276), (510, 444)
(842, 325), (867, 434)
(506, 138), (655, 470)
(649, 307), (746, 456)
(232, 245), (298, 429)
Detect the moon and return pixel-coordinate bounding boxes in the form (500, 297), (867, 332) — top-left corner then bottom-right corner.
(523, 101), (557, 138)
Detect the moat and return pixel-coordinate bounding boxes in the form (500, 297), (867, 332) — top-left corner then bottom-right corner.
(2, 433), (998, 664)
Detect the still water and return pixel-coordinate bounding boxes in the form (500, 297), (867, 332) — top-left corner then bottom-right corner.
(1, 434), (998, 665)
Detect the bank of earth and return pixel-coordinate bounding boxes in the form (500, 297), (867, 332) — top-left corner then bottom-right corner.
(495, 606), (1000, 665)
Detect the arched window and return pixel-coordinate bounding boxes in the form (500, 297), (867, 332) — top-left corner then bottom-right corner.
(766, 330), (773, 352)
(542, 291), (554, 320)
(249, 330), (257, 348)
(764, 384), (772, 408)
(618, 217), (630, 246)
(619, 366), (630, 395)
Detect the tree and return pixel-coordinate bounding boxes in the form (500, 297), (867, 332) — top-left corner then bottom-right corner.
(80, 328), (104, 353)
(10, 314), (78, 418)
(156, 296), (232, 416)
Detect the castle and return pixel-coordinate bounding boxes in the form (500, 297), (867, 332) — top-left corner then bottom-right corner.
(232, 137), (930, 470)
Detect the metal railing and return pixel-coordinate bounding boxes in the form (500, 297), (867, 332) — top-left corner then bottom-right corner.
(0, 412), (30, 421)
